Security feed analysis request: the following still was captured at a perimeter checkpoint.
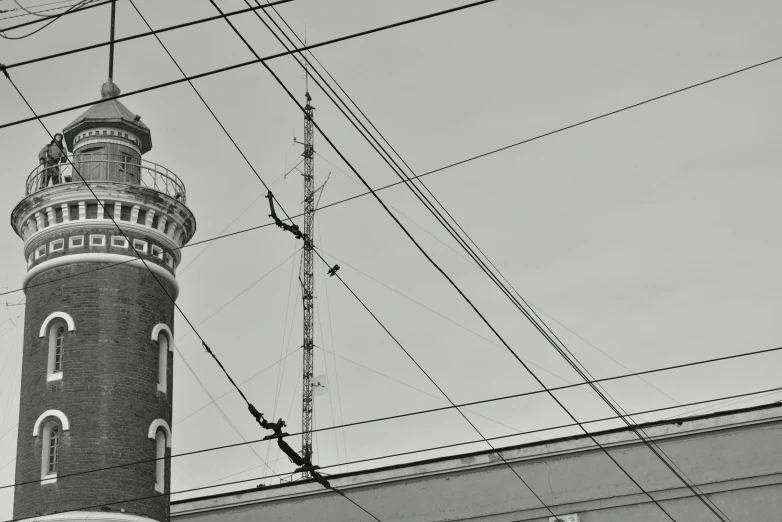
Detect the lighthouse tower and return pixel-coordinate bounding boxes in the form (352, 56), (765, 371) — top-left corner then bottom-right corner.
(10, 81), (195, 522)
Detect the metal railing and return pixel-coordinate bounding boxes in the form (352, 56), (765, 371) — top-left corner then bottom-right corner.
(26, 154), (186, 203)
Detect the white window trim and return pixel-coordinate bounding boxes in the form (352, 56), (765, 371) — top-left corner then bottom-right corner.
(35, 245), (46, 259)
(39, 311), (75, 338)
(132, 239), (148, 253)
(69, 236), (85, 249)
(147, 419), (172, 446)
(33, 409), (70, 436)
(27, 254), (33, 268)
(89, 234), (105, 247)
(41, 313), (73, 382)
(111, 236), (128, 249)
(151, 324), (173, 345)
(49, 239), (64, 253)
(164, 254), (173, 268)
(151, 245), (163, 260)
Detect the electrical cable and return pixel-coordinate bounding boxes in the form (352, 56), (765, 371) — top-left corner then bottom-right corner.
(176, 154), (299, 275)
(316, 222), (350, 470)
(215, 4), (536, 512)
(230, 5), (735, 516)
(0, 369), (779, 493)
(12, 0), (77, 17)
(0, 47), (776, 288)
(174, 348), (301, 428)
(225, 6), (677, 519)
(172, 341), (275, 475)
(0, 0), (106, 38)
(127, 0), (295, 226)
(0, 193), (777, 399)
(1, 0), (292, 69)
(0, 219), (279, 299)
(1, 395), (777, 522)
(124, 4), (367, 507)
(250, 6), (733, 518)
(319, 152), (690, 417)
(0, 0), (86, 20)
(219, 3), (653, 517)
(0, 0), (509, 129)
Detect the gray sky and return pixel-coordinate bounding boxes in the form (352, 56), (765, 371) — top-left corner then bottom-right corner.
(1, 0), (782, 515)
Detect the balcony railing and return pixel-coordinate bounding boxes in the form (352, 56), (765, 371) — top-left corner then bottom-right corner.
(27, 154), (186, 203)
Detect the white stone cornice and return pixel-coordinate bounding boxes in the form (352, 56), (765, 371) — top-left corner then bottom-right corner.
(18, 511), (160, 522)
(23, 253), (179, 299)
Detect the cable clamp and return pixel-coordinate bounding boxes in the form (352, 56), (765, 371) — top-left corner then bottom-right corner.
(0, 64), (9, 80)
(267, 191), (306, 240)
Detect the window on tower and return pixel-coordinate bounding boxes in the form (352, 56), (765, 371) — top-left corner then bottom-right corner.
(157, 331), (168, 393)
(48, 426), (59, 474)
(133, 239), (148, 254)
(38, 415), (66, 484)
(111, 236), (128, 249)
(155, 429), (166, 492)
(53, 326), (64, 373)
(148, 419), (171, 493)
(47, 321), (67, 382)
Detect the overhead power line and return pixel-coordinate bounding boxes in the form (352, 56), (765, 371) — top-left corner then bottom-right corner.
(0, 0), (512, 129)
(0, 0), (108, 37)
(210, 0), (565, 516)
(222, 4), (684, 519)
(247, 3), (738, 518)
(0, 0), (88, 21)
(2, 0), (292, 70)
(0, 385), (779, 498)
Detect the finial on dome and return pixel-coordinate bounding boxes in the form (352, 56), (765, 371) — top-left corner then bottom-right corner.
(101, 81), (121, 99)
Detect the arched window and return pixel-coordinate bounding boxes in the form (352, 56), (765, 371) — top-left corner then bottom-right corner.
(39, 418), (64, 484)
(157, 333), (168, 393)
(33, 410), (69, 483)
(40, 311), (75, 382)
(47, 322), (66, 381)
(148, 419), (171, 493)
(155, 429), (166, 493)
(54, 326), (65, 372)
(151, 324), (173, 394)
(48, 426), (59, 474)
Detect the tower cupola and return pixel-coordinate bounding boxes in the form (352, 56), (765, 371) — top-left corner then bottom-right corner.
(63, 81), (152, 155)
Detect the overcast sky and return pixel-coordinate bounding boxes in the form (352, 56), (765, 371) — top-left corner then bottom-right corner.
(1, 0), (782, 516)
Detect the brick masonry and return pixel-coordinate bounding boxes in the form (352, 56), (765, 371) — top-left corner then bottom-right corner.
(14, 261), (176, 522)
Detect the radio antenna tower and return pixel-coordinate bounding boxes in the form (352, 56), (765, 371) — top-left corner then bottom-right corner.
(299, 57), (316, 466)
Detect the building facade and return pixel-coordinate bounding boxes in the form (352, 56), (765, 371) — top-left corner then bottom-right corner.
(11, 81), (195, 522)
(173, 403), (782, 522)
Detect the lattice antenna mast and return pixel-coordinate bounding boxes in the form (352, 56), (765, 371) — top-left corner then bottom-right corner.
(300, 62), (316, 466)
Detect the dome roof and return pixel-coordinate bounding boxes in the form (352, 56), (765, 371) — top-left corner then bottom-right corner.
(63, 81), (152, 154)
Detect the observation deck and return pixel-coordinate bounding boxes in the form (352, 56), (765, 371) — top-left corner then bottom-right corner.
(25, 153), (186, 203)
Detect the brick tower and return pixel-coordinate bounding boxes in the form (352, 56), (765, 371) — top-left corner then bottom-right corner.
(10, 81), (196, 522)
